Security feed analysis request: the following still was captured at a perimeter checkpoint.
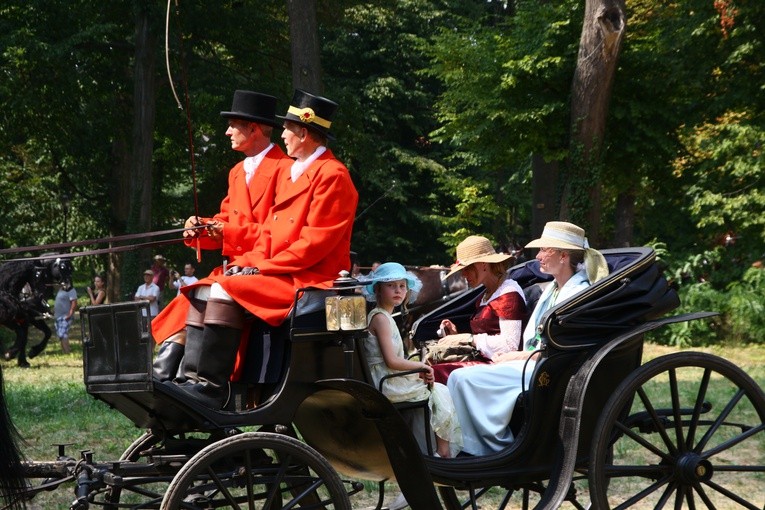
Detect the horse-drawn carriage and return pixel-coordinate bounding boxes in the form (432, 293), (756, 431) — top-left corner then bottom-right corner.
(4, 246), (765, 509)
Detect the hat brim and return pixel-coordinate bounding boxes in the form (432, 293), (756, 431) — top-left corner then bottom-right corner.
(525, 238), (584, 251)
(221, 111), (281, 128)
(444, 253), (512, 279)
(277, 114), (335, 140)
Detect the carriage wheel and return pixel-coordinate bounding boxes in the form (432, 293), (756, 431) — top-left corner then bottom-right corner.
(102, 431), (166, 509)
(160, 431), (351, 510)
(438, 481), (589, 510)
(589, 352), (765, 509)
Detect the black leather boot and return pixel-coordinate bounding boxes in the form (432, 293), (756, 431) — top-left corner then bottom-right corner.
(173, 298), (207, 384)
(152, 338), (185, 381)
(176, 298), (244, 409)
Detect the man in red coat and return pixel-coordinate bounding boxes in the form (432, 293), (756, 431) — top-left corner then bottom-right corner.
(152, 90), (290, 381)
(171, 90), (358, 408)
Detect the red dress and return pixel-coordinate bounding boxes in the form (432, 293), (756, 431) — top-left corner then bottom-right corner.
(431, 283), (527, 384)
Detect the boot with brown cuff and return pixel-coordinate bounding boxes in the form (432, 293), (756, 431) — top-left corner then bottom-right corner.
(175, 298), (245, 409)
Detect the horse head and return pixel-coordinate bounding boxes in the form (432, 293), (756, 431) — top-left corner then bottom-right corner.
(33, 256), (74, 299)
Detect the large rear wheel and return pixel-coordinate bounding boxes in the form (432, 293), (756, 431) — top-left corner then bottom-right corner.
(590, 352), (765, 509)
(161, 431), (351, 509)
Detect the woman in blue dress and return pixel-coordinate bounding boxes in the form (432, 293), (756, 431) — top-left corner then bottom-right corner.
(447, 221), (608, 456)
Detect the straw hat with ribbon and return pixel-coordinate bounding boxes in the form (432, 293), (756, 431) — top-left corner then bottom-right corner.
(525, 221), (609, 283)
(359, 262), (423, 302)
(445, 236), (513, 278)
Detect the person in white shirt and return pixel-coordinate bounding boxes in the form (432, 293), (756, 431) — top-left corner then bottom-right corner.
(135, 269), (160, 317)
(172, 263), (199, 296)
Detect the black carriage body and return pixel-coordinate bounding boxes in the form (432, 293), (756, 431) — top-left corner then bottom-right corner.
(63, 246), (763, 510)
(77, 248), (675, 486)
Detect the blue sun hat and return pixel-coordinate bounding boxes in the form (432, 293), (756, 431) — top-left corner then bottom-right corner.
(359, 262), (423, 302)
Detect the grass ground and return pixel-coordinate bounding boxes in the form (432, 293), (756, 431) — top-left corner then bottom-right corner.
(3, 319), (765, 509)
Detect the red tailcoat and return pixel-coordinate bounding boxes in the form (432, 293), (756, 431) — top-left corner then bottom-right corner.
(208, 148), (358, 324)
(152, 145), (289, 343)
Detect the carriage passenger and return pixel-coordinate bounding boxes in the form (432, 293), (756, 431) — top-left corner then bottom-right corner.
(425, 236), (527, 383)
(359, 263), (462, 459)
(447, 222), (608, 456)
(156, 90), (358, 409)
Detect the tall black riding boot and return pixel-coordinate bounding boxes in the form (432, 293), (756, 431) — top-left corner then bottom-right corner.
(152, 332), (186, 382)
(169, 298), (206, 384)
(177, 298), (244, 409)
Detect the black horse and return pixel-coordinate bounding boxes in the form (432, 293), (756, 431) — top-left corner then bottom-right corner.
(0, 364), (26, 509)
(0, 258), (73, 366)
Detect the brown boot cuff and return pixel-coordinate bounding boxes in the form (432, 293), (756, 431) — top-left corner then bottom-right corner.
(185, 298), (207, 328)
(203, 298), (245, 329)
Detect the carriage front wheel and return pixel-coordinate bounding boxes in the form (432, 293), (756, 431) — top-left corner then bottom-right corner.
(589, 351), (765, 509)
(160, 431), (351, 510)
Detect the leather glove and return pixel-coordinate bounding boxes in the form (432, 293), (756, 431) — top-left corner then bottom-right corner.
(205, 220), (224, 242)
(224, 266), (259, 276)
(183, 216), (203, 239)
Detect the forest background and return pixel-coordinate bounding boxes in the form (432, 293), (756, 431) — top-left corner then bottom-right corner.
(0, 0), (762, 346)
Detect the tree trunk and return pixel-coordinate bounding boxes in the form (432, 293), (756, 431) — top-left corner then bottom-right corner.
(109, 1), (157, 302)
(531, 154), (559, 239)
(613, 190), (635, 247)
(561, 0), (626, 244)
(286, 0), (323, 92)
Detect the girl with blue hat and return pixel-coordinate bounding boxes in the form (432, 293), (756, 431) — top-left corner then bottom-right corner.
(359, 263), (462, 459)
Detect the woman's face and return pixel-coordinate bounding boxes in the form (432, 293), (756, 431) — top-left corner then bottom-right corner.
(536, 248), (566, 277)
(94, 276), (104, 288)
(462, 262), (489, 288)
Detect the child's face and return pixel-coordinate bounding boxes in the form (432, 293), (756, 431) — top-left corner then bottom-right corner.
(377, 280), (409, 307)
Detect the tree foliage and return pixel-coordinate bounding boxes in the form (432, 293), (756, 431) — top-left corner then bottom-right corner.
(0, 0), (763, 342)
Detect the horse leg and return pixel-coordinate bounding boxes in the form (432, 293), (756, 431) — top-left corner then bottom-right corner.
(27, 319), (51, 359)
(12, 325), (28, 368)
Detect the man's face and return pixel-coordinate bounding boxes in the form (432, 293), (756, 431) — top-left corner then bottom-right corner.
(226, 119), (258, 153)
(281, 121), (306, 158)
(184, 264), (195, 276)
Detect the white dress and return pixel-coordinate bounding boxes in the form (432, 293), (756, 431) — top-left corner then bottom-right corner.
(364, 307), (462, 455)
(448, 270), (590, 456)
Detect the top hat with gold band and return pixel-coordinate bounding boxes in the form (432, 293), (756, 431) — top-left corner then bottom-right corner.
(277, 89), (337, 138)
(220, 90), (279, 127)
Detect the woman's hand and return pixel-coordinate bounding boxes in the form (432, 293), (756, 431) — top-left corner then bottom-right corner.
(439, 319), (458, 336)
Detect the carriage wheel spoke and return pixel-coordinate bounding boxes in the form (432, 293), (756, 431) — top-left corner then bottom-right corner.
(694, 388), (745, 453)
(668, 369), (687, 452)
(701, 423), (765, 460)
(204, 466), (241, 509)
(614, 418), (674, 462)
(612, 475), (671, 510)
(702, 479), (760, 510)
(637, 387), (680, 457)
(685, 368), (712, 451)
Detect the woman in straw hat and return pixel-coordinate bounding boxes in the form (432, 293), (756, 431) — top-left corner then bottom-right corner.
(447, 221), (608, 456)
(359, 262), (462, 459)
(425, 235), (527, 382)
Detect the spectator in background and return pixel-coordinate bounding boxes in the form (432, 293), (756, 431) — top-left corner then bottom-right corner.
(54, 282), (77, 354)
(135, 269), (160, 317)
(86, 274), (107, 305)
(151, 255), (170, 292)
(172, 263), (198, 296)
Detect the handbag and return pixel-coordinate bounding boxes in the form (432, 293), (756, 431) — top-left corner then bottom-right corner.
(425, 333), (481, 364)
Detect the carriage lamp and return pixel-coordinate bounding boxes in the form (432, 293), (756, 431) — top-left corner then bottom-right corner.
(325, 272), (366, 331)
(325, 294), (366, 331)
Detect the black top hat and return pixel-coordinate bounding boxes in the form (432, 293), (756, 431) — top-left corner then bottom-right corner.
(220, 90), (279, 127)
(277, 89), (338, 138)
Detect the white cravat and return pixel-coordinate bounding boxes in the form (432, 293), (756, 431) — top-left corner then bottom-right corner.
(290, 146), (327, 182)
(243, 143), (274, 185)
